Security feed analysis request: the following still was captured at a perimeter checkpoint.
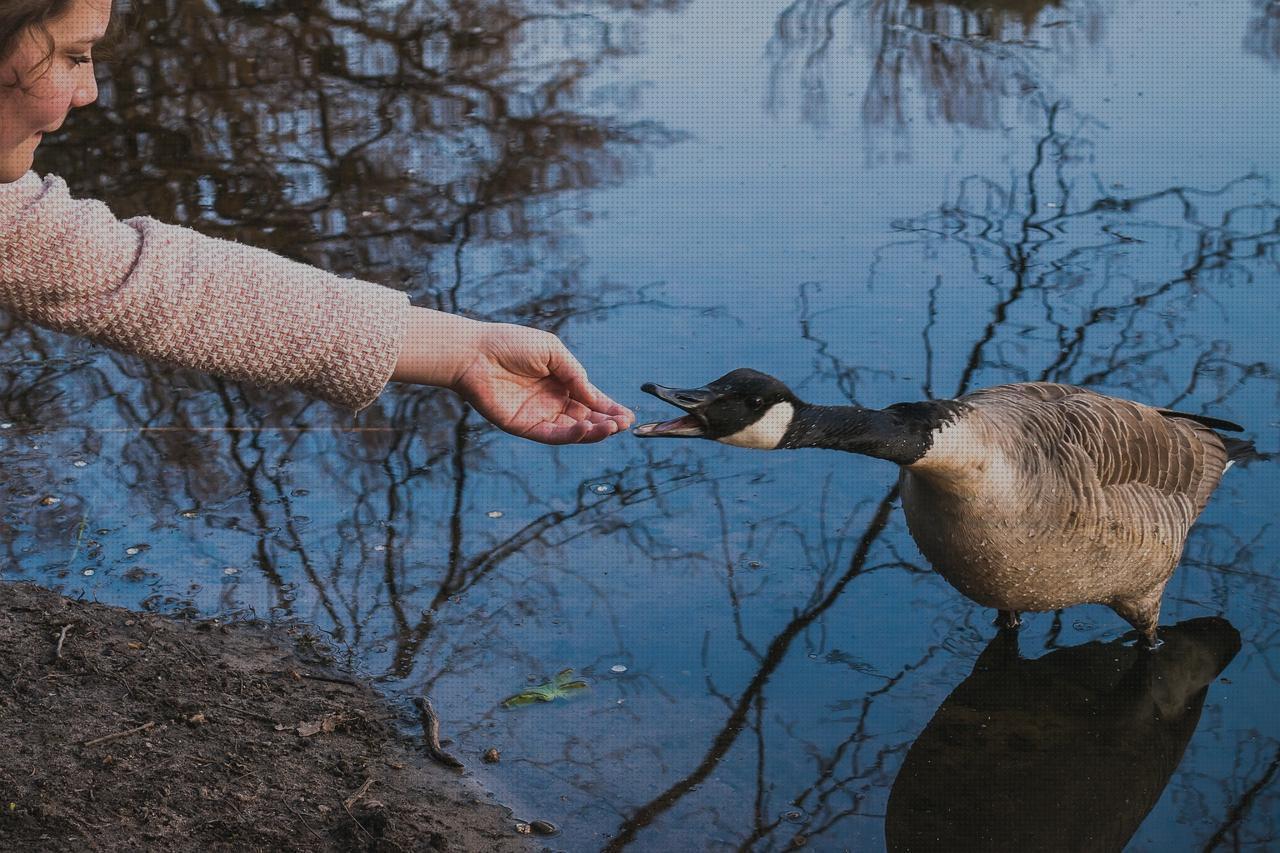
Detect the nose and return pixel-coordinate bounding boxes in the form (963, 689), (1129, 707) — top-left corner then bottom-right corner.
(71, 68), (99, 109)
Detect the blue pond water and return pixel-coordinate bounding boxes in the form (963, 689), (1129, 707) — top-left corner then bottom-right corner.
(4, 0), (1279, 849)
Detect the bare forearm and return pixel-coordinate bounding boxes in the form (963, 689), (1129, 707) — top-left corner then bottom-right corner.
(390, 306), (486, 390)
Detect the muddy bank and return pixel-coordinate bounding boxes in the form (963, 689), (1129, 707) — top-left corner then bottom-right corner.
(0, 582), (538, 852)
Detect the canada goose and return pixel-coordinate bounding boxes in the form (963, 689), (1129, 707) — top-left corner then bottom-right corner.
(634, 369), (1258, 647)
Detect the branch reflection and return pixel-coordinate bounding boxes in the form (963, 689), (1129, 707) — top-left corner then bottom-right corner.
(768, 0), (1106, 159)
(1245, 0), (1280, 64)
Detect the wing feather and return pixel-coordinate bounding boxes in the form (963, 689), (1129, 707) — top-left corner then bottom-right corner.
(962, 383), (1230, 516)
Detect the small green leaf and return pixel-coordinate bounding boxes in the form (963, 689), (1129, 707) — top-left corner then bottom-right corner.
(501, 669), (589, 709)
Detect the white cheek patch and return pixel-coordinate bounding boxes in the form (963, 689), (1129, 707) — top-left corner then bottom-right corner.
(718, 402), (794, 450)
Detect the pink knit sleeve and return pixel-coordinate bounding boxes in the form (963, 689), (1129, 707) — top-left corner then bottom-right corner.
(0, 172), (409, 411)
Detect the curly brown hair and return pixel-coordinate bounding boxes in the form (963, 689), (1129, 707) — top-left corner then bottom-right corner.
(1, 0), (115, 77)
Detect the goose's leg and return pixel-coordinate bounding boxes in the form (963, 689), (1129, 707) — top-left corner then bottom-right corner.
(974, 625), (1021, 672)
(994, 610), (1022, 630)
(1111, 586), (1165, 651)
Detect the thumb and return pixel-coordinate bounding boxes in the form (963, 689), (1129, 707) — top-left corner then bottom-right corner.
(548, 344), (616, 412)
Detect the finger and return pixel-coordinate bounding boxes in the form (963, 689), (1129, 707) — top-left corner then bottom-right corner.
(570, 415), (619, 440)
(613, 406), (635, 429)
(572, 419), (620, 444)
(560, 397), (596, 422)
(525, 415), (620, 446)
(523, 415), (592, 445)
(599, 401), (635, 428)
(563, 399), (633, 433)
(547, 345), (629, 416)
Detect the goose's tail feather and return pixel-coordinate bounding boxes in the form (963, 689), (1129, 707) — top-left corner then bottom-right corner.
(1221, 436), (1271, 469)
(1157, 408), (1245, 432)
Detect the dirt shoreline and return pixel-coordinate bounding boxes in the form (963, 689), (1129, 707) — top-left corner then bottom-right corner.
(0, 582), (539, 852)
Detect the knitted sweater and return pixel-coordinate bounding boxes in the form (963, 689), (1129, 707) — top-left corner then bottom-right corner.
(0, 172), (409, 410)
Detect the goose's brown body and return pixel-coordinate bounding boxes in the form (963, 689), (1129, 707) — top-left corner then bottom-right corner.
(900, 383), (1230, 638)
(636, 370), (1249, 644)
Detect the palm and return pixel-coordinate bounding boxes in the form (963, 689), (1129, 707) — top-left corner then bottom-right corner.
(466, 372), (592, 441)
(453, 329), (632, 445)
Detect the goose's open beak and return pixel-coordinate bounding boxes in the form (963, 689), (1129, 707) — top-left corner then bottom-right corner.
(633, 383), (715, 438)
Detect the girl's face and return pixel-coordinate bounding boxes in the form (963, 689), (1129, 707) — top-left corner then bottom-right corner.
(0, 0), (110, 183)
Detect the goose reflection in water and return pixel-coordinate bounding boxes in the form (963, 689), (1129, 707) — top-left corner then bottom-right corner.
(885, 617), (1241, 852)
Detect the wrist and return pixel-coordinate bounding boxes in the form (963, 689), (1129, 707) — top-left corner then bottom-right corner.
(391, 307), (487, 390)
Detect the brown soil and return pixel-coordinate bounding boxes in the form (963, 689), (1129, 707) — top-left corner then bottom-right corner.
(0, 582), (538, 852)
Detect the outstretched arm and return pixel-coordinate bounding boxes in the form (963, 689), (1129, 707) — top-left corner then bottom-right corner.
(2, 174), (633, 441)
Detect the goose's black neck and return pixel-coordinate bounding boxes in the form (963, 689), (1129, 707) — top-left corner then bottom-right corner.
(779, 400), (966, 465)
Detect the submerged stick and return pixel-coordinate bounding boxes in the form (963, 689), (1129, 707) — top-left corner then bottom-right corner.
(411, 697), (463, 769)
(66, 514), (89, 569)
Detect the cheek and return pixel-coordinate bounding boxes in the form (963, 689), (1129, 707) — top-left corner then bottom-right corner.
(30, 73), (77, 119)
(8, 71), (76, 130)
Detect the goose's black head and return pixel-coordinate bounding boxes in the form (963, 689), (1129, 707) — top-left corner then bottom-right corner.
(633, 368), (801, 448)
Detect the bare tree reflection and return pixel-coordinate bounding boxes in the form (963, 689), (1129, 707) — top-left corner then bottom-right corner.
(1198, 740), (1280, 851)
(1245, 0), (1280, 64)
(3, 1), (1277, 848)
(767, 0), (1105, 160)
(604, 489), (906, 851)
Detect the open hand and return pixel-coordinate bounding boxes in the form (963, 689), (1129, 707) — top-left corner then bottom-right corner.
(452, 323), (633, 444)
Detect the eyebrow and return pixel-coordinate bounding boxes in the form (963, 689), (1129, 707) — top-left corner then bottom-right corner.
(66, 32), (107, 46)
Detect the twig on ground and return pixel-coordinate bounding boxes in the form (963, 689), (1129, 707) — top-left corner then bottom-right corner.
(299, 672), (360, 687)
(82, 721), (156, 747)
(412, 697), (464, 768)
(55, 624), (72, 659)
(215, 701), (278, 725)
(281, 798), (327, 844)
(275, 669), (360, 687)
(343, 777), (376, 812)
(341, 798), (376, 842)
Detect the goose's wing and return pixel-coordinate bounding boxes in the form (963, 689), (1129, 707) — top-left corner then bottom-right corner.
(965, 383), (1230, 513)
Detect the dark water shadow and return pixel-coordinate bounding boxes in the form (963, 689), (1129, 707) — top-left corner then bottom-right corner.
(886, 617), (1241, 851)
